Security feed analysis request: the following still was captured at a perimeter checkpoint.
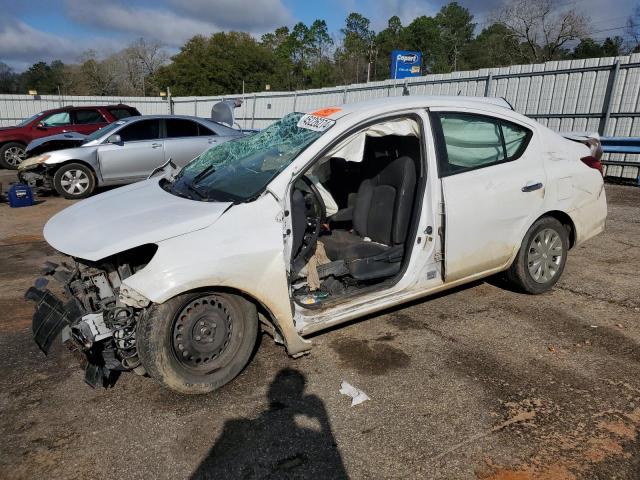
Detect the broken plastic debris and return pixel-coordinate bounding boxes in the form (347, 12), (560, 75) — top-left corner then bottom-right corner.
(339, 381), (370, 406)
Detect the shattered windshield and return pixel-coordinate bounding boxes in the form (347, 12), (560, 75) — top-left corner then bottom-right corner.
(167, 112), (332, 202)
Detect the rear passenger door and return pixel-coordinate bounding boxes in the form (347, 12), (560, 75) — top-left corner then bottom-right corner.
(97, 119), (164, 183)
(72, 109), (108, 135)
(163, 119), (216, 167)
(430, 109), (546, 282)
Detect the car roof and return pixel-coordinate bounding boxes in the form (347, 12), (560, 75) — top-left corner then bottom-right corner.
(40, 104), (137, 114)
(114, 114), (226, 124)
(307, 95), (515, 120)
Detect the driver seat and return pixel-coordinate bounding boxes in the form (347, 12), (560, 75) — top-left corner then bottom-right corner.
(322, 156), (416, 281)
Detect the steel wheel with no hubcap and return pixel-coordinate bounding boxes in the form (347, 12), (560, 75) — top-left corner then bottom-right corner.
(4, 146), (25, 167)
(527, 228), (563, 283)
(60, 169), (90, 195)
(172, 296), (234, 372)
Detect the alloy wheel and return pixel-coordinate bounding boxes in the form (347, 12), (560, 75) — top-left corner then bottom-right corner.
(4, 146), (25, 167)
(60, 169), (90, 195)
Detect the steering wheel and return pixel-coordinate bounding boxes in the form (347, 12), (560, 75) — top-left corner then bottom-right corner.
(294, 175), (326, 268)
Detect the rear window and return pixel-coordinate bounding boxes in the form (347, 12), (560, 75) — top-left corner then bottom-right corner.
(108, 108), (137, 120)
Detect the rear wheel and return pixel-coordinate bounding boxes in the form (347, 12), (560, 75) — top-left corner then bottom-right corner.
(506, 216), (569, 294)
(137, 292), (258, 394)
(53, 163), (96, 199)
(0, 142), (26, 169)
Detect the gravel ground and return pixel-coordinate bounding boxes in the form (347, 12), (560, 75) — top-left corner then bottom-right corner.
(1, 170), (639, 480)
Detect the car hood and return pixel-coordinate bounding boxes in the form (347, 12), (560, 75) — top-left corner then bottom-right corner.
(26, 132), (87, 155)
(44, 179), (233, 261)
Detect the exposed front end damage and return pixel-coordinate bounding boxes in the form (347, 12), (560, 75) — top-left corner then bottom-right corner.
(18, 166), (54, 192)
(25, 245), (157, 388)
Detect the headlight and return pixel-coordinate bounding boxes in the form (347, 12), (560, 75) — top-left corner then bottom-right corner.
(18, 154), (50, 170)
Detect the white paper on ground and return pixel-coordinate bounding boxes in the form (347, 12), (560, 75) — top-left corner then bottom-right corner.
(339, 381), (370, 406)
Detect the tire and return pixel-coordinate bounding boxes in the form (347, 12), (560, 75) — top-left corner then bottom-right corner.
(505, 216), (569, 294)
(53, 163), (96, 199)
(137, 292), (259, 394)
(0, 142), (26, 169)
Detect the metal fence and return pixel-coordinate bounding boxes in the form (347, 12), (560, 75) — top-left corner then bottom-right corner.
(2, 54), (640, 180)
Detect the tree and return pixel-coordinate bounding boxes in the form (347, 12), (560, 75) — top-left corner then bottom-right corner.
(374, 16), (409, 80)
(336, 12), (375, 84)
(404, 15), (442, 73)
(495, 0), (589, 62)
(0, 62), (19, 93)
(465, 23), (523, 69)
(436, 2), (475, 71)
(78, 50), (119, 95)
(154, 32), (280, 96)
(20, 60), (69, 94)
(120, 38), (169, 95)
(626, 5), (640, 52)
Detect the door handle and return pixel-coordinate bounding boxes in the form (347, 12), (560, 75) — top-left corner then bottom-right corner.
(522, 182), (543, 192)
(208, 139), (218, 144)
(151, 143), (162, 149)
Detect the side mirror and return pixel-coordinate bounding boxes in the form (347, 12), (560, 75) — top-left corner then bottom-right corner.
(36, 122), (47, 130)
(107, 134), (122, 144)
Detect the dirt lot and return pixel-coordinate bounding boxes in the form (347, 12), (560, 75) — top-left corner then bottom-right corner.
(1, 169), (639, 480)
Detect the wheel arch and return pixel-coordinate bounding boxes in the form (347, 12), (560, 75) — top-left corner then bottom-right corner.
(49, 159), (98, 178)
(535, 210), (577, 249)
(159, 285), (311, 357)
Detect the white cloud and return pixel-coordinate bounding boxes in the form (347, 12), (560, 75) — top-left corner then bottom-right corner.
(65, 0), (293, 47)
(0, 17), (83, 62)
(167, 0), (293, 31)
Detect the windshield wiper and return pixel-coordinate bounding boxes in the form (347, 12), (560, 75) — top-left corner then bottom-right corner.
(193, 165), (216, 184)
(184, 183), (206, 200)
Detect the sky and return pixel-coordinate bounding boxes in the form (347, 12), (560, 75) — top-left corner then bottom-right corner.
(0, 0), (637, 71)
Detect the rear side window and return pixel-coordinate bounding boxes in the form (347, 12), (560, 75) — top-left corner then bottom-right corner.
(165, 119), (199, 138)
(432, 112), (532, 177)
(74, 109), (105, 124)
(118, 119), (160, 142)
(108, 108), (136, 120)
(198, 123), (215, 136)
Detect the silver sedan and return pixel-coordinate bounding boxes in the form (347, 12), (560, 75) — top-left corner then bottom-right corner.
(17, 115), (244, 199)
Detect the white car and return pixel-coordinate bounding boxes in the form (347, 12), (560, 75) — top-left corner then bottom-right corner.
(26, 96), (607, 394)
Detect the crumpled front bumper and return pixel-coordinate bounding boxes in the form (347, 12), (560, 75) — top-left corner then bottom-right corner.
(25, 281), (127, 389)
(18, 168), (53, 191)
(25, 286), (82, 354)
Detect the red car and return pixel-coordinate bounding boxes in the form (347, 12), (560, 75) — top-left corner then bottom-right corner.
(0, 104), (140, 169)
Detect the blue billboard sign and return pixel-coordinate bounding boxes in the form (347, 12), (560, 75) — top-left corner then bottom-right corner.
(390, 50), (422, 79)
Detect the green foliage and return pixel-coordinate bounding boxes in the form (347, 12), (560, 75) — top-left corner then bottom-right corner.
(20, 60), (67, 94)
(154, 32), (280, 95)
(573, 36), (623, 59)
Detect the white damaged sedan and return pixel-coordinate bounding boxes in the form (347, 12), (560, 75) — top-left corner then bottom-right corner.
(26, 96), (607, 394)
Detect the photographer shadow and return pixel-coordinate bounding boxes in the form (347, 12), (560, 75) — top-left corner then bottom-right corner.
(191, 368), (348, 479)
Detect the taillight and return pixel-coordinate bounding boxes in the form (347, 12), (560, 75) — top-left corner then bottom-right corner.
(581, 156), (604, 176)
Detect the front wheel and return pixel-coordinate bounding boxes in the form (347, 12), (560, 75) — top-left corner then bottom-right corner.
(53, 163), (96, 199)
(137, 292), (259, 394)
(0, 142), (26, 169)
(505, 216), (569, 294)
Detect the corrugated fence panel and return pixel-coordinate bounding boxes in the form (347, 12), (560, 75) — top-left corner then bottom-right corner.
(2, 56), (640, 179)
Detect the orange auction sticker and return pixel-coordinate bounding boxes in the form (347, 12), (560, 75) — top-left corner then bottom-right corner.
(311, 107), (342, 118)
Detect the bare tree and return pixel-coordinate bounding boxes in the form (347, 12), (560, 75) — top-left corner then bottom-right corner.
(122, 38), (169, 95)
(78, 50), (119, 95)
(494, 0), (589, 62)
(626, 5), (640, 53)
